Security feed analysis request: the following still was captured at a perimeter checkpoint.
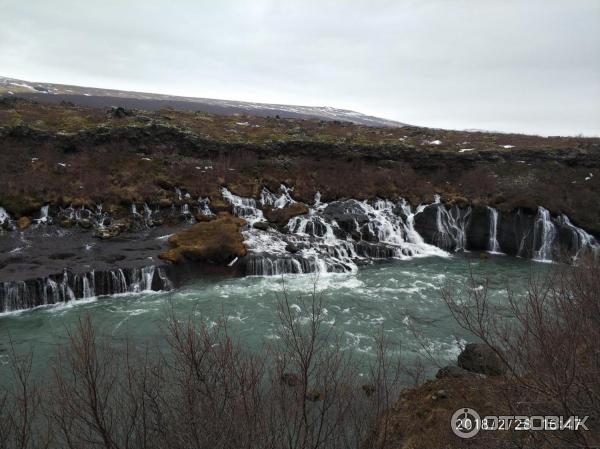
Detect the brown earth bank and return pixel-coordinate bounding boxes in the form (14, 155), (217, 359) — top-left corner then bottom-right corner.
(1, 97), (600, 235)
(369, 343), (599, 449)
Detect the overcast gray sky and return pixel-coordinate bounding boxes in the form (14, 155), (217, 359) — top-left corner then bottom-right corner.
(1, 0), (599, 136)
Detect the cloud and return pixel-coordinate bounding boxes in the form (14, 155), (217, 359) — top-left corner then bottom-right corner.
(1, 0), (599, 135)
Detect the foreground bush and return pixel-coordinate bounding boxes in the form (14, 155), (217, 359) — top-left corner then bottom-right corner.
(0, 286), (402, 449)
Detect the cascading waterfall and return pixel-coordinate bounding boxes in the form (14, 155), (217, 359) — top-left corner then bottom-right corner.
(197, 197), (213, 217)
(556, 214), (600, 260)
(223, 188), (448, 277)
(432, 203), (471, 251)
(487, 207), (501, 253)
(34, 205), (51, 224)
(0, 265), (172, 313)
(221, 187), (264, 223)
(0, 207), (12, 229)
(532, 207), (557, 262)
(260, 185), (295, 209)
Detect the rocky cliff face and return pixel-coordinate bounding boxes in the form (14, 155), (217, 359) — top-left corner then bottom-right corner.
(1, 99), (600, 312)
(1, 185), (598, 313)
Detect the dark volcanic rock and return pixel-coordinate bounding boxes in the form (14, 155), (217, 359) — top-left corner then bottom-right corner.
(322, 200), (370, 234)
(497, 210), (536, 257)
(467, 206), (492, 250)
(458, 343), (506, 376)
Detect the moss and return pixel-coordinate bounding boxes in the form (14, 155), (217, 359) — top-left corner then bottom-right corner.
(263, 203), (309, 227)
(0, 194), (42, 218)
(159, 212), (246, 264)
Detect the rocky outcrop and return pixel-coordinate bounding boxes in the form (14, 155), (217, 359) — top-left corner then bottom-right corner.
(0, 265), (171, 313)
(457, 343), (506, 376)
(159, 212), (246, 264)
(263, 203), (309, 227)
(413, 202), (599, 261)
(17, 216), (32, 230)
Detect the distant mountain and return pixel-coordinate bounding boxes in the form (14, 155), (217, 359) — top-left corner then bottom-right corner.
(0, 76), (405, 127)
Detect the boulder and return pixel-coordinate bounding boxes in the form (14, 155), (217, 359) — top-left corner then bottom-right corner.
(78, 218), (92, 229)
(285, 242), (299, 253)
(209, 197), (232, 214)
(94, 227), (121, 239)
(159, 212), (246, 264)
(322, 200), (370, 234)
(252, 221), (270, 231)
(305, 389), (324, 402)
(457, 343), (506, 376)
(158, 198), (173, 208)
(361, 384), (376, 397)
(280, 372), (301, 387)
(107, 106), (134, 118)
(17, 216), (31, 230)
(264, 203), (309, 227)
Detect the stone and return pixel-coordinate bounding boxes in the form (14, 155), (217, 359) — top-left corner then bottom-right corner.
(431, 389), (448, 400)
(159, 212), (246, 264)
(94, 227), (121, 239)
(59, 218), (75, 228)
(458, 343), (506, 376)
(280, 372), (301, 387)
(17, 216), (31, 230)
(305, 389), (324, 402)
(158, 198), (173, 208)
(263, 203), (309, 227)
(253, 221), (270, 231)
(78, 218), (92, 229)
(361, 384), (376, 397)
(285, 242), (299, 253)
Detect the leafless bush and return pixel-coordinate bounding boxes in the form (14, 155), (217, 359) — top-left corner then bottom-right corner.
(441, 257), (600, 448)
(0, 282), (404, 449)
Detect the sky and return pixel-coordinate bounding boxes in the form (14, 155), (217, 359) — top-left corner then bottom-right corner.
(1, 0), (599, 136)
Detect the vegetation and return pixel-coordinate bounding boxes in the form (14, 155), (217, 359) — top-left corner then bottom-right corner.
(1, 259), (599, 448)
(1, 97), (599, 234)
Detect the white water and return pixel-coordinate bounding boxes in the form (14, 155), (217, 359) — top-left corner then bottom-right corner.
(0, 207), (10, 226)
(532, 207), (557, 262)
(487, 207), (501, 253)
(557, 214), (600, 260)
(34, 205), (50, 224)
(223, 187), (449, 276)
(433, 203), (471, 251)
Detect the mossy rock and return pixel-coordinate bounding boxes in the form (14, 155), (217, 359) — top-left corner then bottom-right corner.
(263, 202), (309, 227)
(0, 195), (42, 218)
(17, 216), (32, 230)
(159, 212), (246, 264)
(209, 197), (232, 214)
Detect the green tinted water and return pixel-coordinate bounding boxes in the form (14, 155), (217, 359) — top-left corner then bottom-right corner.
(0, 255), (545, 378)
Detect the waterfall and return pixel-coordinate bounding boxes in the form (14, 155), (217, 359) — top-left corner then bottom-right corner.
(225, 188), (448, 277)
(260, 185), (295, 209)
(487, 207), (501, 253)
(557, 215), (600, 260)
(532, 207), (557, 262)
(81, 272), (93, 298)
(197, 197), (213, 217)
(181, 203), (192, 221)
(221, 187), (264, 224)
(34, 205), (50, 224)
(431, 203), (471, 251)
(0, 207), (12, 229)
(0, 265), (173, 313)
